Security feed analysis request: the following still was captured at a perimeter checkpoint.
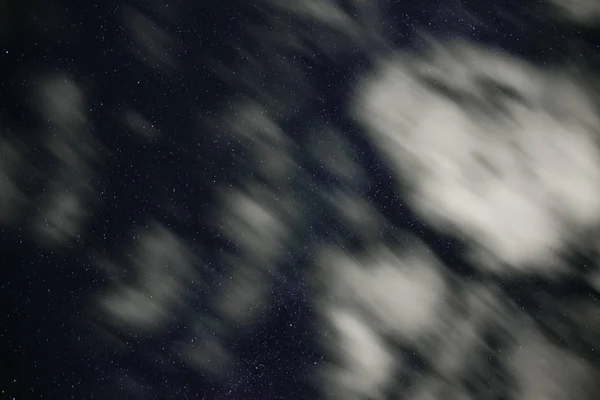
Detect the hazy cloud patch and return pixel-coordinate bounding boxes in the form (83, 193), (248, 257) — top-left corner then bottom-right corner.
(98, 221), (198, 333)
(177, 318), (235, 379)
(316, 244), (448, 341)
(0, 139), (26, 226)
(122, 109), (161, 141)
(263, 0), (386, 57)
(36, 186), (86, 246)
(224, 100), (296, 185)
(215, 258), (271, 327)
(509, 324), (600, 400)
(213, 182), (301, 329)
(317, 307), (394, 400)
(325, 190), (383, 245)
(311, 241), (450, 397)
(32, 75), (101, 247)
(122, 6), (178, 72)
(217, 187), (289, 263)
(37, 75), (87, 133)
(308, 128), (367, 187)
(547, 0), (600, 25)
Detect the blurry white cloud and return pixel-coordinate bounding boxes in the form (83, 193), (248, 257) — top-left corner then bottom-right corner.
(215, 259), (271, 327)
(325, 190), (383, 244)
(427, 308), (484, 379)
(423, 282), (515, 386)
(181, 335), (232, 378)
(226, 100), (284, 143)
(318, 307), (394, 400)
(177, 318), (234, 379)
(587, 267), (600, 294)
(308, 128), (366, 187)
(224, 100), (296, 185)
(36, 186), (85, 246)
(213, 183), (300, 329)
(122, 6), (178, 72)
(38, 74), (97, 167)
(268, 0), (358, 35)
(547, 0), (600, 25)
(311, 241), (450, 397)
(263, 0), (385, 57)
(217, 186), (290, 263)
(0, 139), (26, 226)
(33, 75), (101, 247)
(38, 75), (86, 133)
(106, 370), (154, 400)
(309, 234), (600, 399)
(509, 324), (600, 400)
(212, 100), (310, 328)
(316, 244), (448, 341)
(405, 376), (470, 400)
(211, 46), (316, 120)
(354, 40), (600, 276)
(99, 221), (198, 333)
(122, 109), (161, 141)
(102, 287), (173, 329)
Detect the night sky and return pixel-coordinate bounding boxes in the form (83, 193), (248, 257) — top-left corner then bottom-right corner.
(1, 0), (600, 399)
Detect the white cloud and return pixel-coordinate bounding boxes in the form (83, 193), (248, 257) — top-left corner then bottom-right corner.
(547, 0), (600, 25)
(354, 40), (600, 276)
(264, 0), (386, 56)
(509, 324), (600, 400)
(33, 74), (101, 247)
(121, 6), (178, 72)
(122, 109), (161, 141)
(308, 128), (367, 187)
(214, 260), (271, 327)
(325, 190), (383, 244)
(0, 139), (26, 226)
(99, 221), (197, 333)
(224, 100), (296, 185)
(317, 244), (448, 341)
(217, 186), (290, 263)
(102, 287), (171, 329)
(36, 187), (85, 246)
(177, 318), (234, 379)
(405, 377), (467, 400)
(312, 242), (450, 397)
(268, 0), (358, 36)
(38, 75), (86, 133)
(319, 307), (394, 400)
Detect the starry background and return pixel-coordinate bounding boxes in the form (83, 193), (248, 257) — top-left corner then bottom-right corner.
(1, 0), (600, 399)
